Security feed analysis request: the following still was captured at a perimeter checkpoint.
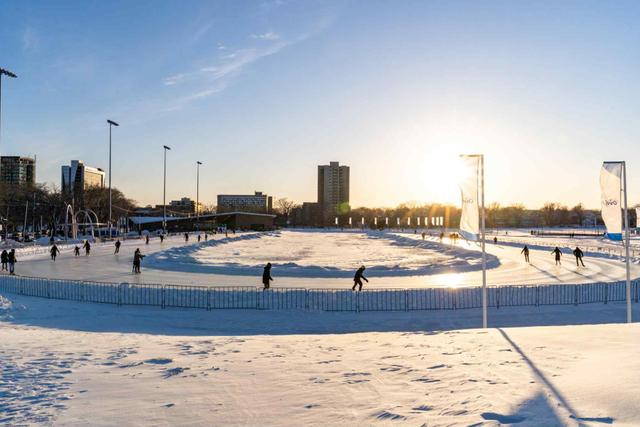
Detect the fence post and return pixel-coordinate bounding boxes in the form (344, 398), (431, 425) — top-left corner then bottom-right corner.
(305, 289), (309, 311)
(47, 279), (51, 299)
(535, 286), (539, 307)
(356, 291), (360, 313)
(256, 289), (260, 310)
(161, 286), (166, 309)
(604, 283), (608, 304)
(404, 289), (409, 311)
(206, 288), (211, 311)
(496, 287), (500, 310)
(574, 285), (578, 306)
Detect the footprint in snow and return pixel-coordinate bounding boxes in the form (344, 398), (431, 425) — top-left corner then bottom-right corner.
(144, 358), (173, 365)
(163, 367), (189, 378)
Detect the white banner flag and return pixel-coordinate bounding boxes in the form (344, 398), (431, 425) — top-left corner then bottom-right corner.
(459, 156), (480, 240)
(600, 162), (623, 240)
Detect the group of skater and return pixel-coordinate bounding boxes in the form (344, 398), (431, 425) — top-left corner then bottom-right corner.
(0, 249), (17, 275)
(520, 245), (586, 267)
(261, 262), (370, 291)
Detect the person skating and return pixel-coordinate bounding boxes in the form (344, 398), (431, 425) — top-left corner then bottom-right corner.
(1, 249), (8, 271)
(197, 234), (201, 242)
(521, 245), (530, 263)
(352, 265), (369, 291)
(551, 247), (562, 265)
(184, 232), (189, 242)
(83, 240), (91, 256)
(114, 239), (121, 254)
(145, 235), (149, 245)
(262, 262), (273, 290)
(50, 244), (60, 261)
(205, 233), (208, 241)
(421, 232), (426, 240)
(8, 249), (16, 275)
(573, 247), (585, 267)
(74, 245), (80, 256)
(132, 248), (145, 274)
(160, 234), (164, 243)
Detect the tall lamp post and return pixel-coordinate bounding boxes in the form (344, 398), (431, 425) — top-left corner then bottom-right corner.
(107, 119), (119, 238)
(196, 161), (203, 222)
(163, 145), (171, 233)
(0, 67), (18, 168)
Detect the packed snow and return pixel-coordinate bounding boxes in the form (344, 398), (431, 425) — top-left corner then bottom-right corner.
(0, 292), (638, 426)
(144, 230), (500, 277)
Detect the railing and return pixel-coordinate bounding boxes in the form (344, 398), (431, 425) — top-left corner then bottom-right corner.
(0, 274), (638, 312)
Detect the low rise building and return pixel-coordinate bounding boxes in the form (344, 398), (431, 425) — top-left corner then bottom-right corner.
(217, 191), (273, 214)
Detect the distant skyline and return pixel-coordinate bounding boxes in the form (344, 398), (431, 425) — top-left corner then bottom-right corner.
(2, 0), (640, 209)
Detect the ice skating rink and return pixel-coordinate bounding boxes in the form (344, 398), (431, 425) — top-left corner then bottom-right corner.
(11, 230), (640, 288)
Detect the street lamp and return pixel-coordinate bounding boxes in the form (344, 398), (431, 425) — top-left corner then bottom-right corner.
(196, 161), (203, 222)
(0, 67), (18, 167)
(107, 119), (119, 238)
(163, 145), (171, 233)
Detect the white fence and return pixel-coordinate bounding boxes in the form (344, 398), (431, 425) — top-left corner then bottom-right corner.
(0, 275), (638, 312)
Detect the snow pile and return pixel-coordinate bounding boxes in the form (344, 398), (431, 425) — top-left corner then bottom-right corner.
(0, 294), (25, 321)
(145, 230), (500, 278)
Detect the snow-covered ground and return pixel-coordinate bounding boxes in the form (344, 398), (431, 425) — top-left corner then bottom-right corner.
(145, 230), (500, 277)
(1, 292), (638, 426)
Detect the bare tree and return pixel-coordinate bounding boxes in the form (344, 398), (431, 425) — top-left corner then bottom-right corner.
(274, 198), (297, 218)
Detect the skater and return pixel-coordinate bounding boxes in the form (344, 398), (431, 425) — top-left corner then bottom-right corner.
(197, 234), (201, 242)
(262, 262), (273, 290)
(8, 249), (16, 275)
(438, 232), (444, 243)
(421, 232), (426, 240)
(145, 235), (149, 245)
(132, 248), (145, 274)
(521, 245), (530, 263)
(352, 265), (369, 291)
(1, 249), (8, 271)
(205, 233), (208, 241)
(551, 247), (562, 265)
(160, 234), (164, 243)
(50, 244), (60, 261)
(114, 239), (121, 254)
(184, 232), (189, 242)
(573, 247), (585, 267)
(74, 245), (80, 256)
(83, 240), (91, 256)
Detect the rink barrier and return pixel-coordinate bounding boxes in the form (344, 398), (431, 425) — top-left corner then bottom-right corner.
(0, 274), (638, 312)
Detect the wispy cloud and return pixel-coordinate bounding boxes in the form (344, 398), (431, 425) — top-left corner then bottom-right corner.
(22, 26), (39, 50)
(251, 31), (280, 41)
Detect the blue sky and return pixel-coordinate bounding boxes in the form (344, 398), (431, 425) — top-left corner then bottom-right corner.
(1, 0), (640, 208)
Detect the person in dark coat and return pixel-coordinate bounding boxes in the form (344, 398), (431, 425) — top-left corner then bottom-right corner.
(133, 248), (145, 274)
(83, 240), (91, 256)
(160, 234), (164, 243)
(74, 245), (80, 256)
(573, 247), (585, 267)
(184, 232), (189, 242)
(50, 244), (60, 261)
(145, 235), (150, 245)
(521, 245), (530, 263)
(551, 247), (562, 265)
(1, 250), (8, 271)
(114, 239), (121, 254)
(8, 249), (16, 275)
(262, 263), (273, 290)
(352, 265), (369, 291)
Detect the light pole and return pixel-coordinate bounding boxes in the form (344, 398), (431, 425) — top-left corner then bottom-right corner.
(0, 67), (18, 169)
(107, 119), (119, 238)
(196, 161), (202, 222)
(163, 145), (171, 233)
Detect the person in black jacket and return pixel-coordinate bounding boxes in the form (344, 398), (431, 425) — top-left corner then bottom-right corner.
(352, 265), (369, 291)
(83, 240), (91, 256)
(50, 244), (60, 261)
(133, 248), (145, 274)
(551, 247), (562, 265)
(262, 263), (273, 290)
(521, 245), (530, 263)
(114, 240), (121, 254)
(573, 247), (585, 267)
(8, 249), (16, 275)
(1, 250), (8, 271)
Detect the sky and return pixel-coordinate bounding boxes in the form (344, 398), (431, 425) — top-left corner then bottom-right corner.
(1, 0), (640, 209)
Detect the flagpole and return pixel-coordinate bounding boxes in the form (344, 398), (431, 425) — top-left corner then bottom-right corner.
(480, 155), (487, 328)
(622, 161), (632, 323)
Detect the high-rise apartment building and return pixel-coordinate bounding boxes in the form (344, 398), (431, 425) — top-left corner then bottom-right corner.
(317, 161), (350, 220)
(0, 156), (36, 186)
(61, 160), (105, 196)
